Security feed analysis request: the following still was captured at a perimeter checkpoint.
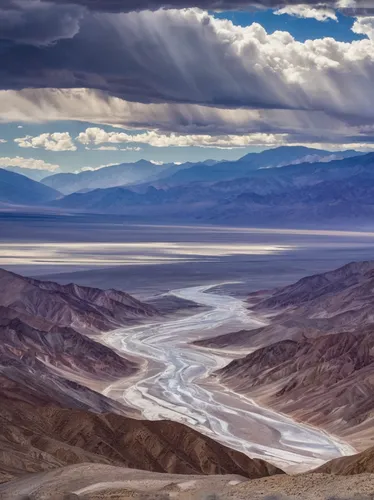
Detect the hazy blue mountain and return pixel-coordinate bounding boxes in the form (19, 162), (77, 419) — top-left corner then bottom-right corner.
(3, 166), (57, 182)
(0, 169), (61, 205)
(41, 148), (361, 196)
(157, 146), (361, 186)
(207, 173), (374, 225)
(49, 151), (374, 226)
(41, 160), (170, 195)
(41, 160), (210, 195)
(237, 145), (352, 165)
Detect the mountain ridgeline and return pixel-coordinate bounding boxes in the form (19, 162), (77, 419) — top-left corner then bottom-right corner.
(2, 146), (373, 226)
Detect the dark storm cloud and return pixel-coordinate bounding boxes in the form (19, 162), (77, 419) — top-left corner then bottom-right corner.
(1, 5), (374, 120)
(0, 1), (84, 46)
(0, 10), (298, 109)
(2, 0), (374, 144)
(22, 0), (374, 16)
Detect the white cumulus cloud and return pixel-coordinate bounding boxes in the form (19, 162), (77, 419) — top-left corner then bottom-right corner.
(275, 5), (338, 21)
(14, 132), (77, 151)
(0, 156), (60, 171)
(76, 127), (291, 149)
(2, 8), (374, 127)
(92, 145), (119, 151)
(352, 16), (374, 39)
(75, 126), (374, 151)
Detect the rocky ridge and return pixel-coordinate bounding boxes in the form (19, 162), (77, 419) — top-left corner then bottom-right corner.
(0, 389), (283, 483)
(0, 268), (160, 416)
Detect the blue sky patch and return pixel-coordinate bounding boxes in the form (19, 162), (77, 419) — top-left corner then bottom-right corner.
(213, 10), (364, 43)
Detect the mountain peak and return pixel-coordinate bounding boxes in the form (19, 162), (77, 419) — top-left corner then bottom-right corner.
(238, 145), (330, 163)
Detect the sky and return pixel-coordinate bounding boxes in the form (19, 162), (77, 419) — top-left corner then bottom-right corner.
(1, 0), (374, 174)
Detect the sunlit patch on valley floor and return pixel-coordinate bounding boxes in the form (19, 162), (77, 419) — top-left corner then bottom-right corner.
(0, 242), (293, 267)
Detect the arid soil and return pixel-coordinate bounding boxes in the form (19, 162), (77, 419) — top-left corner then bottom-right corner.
(0, 463), (247, 500)
(220, 473), (374, 500)
(2, 463), (374, 500)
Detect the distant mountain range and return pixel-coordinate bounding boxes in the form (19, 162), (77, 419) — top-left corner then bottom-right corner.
(3, 166), (55, 181)
(39, 146), (358, 196)
(48, 149), (374, 226)
(41, 159), (219, 195)
(157, 146), (360, 186)
(0, 168), (60, 205)
(2, 145), (374, 226)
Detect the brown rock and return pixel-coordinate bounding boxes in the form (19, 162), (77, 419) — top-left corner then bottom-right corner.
(0, 393), (284, 481)
(0, 268), (157, 334)
(315, 446), (374, 475)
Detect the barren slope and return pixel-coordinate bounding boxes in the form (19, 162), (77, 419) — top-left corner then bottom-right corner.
(198, 261), (374, 449)
(0, 269), (159, 426)
(0, 390), (283, 483)
(0, 268), (157, 334)
(196, 261), (374, 350)
(0, 313), (142, 415)
(315, 446), (374, 475)
(4, 459), (374, 500)
(216, 329), (374, 448)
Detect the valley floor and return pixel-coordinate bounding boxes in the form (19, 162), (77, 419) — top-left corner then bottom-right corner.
(100, 284), (355, 473)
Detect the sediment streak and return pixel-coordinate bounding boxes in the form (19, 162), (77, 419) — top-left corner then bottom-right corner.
(103, 285), (355, 472)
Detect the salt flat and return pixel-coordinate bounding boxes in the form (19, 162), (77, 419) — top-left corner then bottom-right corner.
(102, 284), (355, 473)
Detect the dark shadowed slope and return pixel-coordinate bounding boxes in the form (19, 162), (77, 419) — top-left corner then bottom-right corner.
(252, 259), (374, 310)
(0, 314), (139, 383)
(216, 329), (374, 448)
(197, 260), (374, 349)
(0, 168), (60, 205)
(0, 389), (283, 482)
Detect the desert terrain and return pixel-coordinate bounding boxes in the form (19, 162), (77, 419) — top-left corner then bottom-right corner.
(2, 220), (374, 498)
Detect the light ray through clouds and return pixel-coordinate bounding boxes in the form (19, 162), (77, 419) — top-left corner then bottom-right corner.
(2, 0), (374, 167)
